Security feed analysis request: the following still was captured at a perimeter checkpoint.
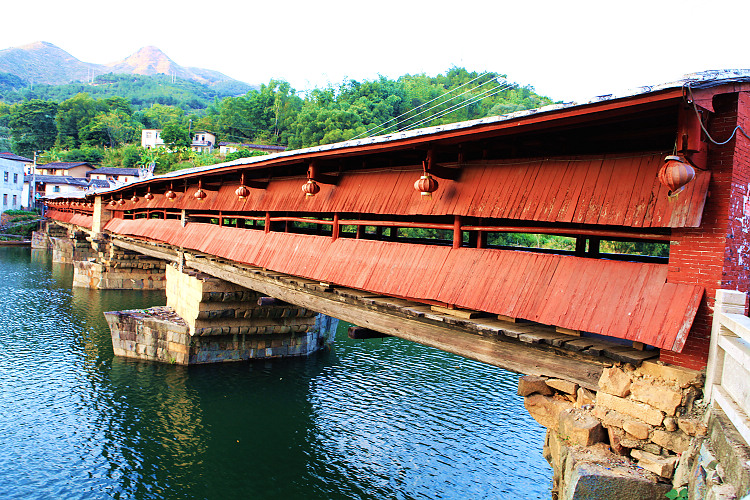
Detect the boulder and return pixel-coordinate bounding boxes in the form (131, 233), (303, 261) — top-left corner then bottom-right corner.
(518, 375), (553, 396)
(630, 381), (682, 415)
(547, 378), (579, 395)
(525, 394), (574, 430)
(596, 392), (664, 426)
(598, 367), (632, 397)
(559, 409), (606, 446)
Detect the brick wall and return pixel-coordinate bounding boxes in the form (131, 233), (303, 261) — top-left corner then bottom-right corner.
(664, 92), (750, 369)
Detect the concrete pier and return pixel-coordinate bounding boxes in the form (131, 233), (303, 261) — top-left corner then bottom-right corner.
(104, 265), (337, 364)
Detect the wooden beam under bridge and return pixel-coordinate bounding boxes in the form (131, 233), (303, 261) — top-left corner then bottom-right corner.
(108, 235), (618, 390)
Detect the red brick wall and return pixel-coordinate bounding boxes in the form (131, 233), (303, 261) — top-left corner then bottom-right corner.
(663, 92), (750, 369)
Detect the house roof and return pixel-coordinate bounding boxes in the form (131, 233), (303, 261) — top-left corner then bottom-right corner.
(218, 142), (286, 151)
(25, 174), (91, 187)
(88, 179), (112, 188)
(0, 152), (33, 162)
(87, 167), (140, 176)
(39, 162), (93, 170)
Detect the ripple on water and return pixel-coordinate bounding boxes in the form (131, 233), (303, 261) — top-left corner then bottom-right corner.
(0, 247), (551, 499)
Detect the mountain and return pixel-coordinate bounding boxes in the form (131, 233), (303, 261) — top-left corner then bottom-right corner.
(0, 42), (247, 88)
(0, 41), (99, 85)
(105, 46), (234, 86)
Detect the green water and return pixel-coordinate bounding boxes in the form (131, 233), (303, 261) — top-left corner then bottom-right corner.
(0, 247), (551, 499)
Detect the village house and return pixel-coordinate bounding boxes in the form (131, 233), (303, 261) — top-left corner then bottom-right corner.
(87, 167), (141, 184)
(0, 152), (32, 214)
(141, 129), (216, 153)
(35, 161), (95, 178)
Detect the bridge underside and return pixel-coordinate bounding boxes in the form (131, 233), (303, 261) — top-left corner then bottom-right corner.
(108, 234), (660, 390)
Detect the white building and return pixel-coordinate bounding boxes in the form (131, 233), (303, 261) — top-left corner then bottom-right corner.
(0, 152), (32, 214)
(142, 129), (216, 153)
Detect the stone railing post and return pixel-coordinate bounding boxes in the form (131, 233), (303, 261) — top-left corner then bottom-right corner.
(704, 289), (747, 401)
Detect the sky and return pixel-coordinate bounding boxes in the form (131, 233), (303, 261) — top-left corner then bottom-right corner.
(2, 0), (749, 103)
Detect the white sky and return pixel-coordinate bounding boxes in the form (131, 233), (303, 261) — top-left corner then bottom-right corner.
(2, 0), (749, 103)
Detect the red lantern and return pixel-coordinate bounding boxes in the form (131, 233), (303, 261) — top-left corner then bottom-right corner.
(236, 185), (250, 199)
(119, 197), (126, 206)
(302, 179), (320, 197)
(165, 190), (176, 201)
(131, 193), (139, 203)
(193, 179), (207, 202)
(109, 199), (117, 207)
(658, 156), (695, 196)
(144, 189), (154, 201)
(236, 173), (250, 199)
(414, 173), (439, 197)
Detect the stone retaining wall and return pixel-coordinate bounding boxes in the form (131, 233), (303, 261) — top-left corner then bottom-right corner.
(522, 360), (715, 499)
(72, 251), (167, 290)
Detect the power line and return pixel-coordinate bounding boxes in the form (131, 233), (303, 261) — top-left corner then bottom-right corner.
(401, 83), (514, 132)
(368, 76), (507, 138)
(350, 72), (497, 140)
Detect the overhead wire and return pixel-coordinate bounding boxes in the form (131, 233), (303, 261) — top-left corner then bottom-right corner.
(686, 83), (750, 145)
(350, 72), (498, 140)
(401, 82), (515, 132)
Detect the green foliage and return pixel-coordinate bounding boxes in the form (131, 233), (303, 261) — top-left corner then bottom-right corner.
(2, 73), (253, 110)
(225, 149), (270, 161)
(161, 121), (191, 148)
(59, 146), (104, 164)
(10, 99), (58, 155)
(665, 488), (688, 500)
(601, 240), (669, 258)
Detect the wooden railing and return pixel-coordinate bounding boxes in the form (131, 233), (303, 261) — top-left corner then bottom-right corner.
(705, 289), (750, 446)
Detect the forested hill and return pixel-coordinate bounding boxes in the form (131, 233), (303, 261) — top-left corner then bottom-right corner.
(0, 68), (555, 164)
(0, 72), (254, 109)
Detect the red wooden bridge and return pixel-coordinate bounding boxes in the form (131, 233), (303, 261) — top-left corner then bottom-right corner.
(45, 72), (750, 375)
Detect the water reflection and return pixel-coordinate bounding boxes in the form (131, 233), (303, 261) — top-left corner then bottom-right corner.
(0, 247), (551, 499)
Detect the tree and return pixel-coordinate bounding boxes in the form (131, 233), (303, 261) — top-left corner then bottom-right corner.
(55, 93), (105, 148)
(80, 109), (140, 148)
(10, 99), (58, 156)
(160, 121), (191, 148)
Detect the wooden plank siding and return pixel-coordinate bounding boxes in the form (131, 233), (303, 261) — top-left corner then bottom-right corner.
(113, 152), (709, 229)
(103, 218), (703, 351)
(46, 209), (93, 229)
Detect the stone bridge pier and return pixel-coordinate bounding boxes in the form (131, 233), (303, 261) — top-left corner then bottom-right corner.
(104, 264), (337, 365)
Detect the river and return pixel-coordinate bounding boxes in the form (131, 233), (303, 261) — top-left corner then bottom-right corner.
(0, 247), (551, 499)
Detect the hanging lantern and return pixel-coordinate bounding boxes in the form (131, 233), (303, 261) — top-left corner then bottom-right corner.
(131, 193), (139, 203)
(119, 196), (126, 206)
(658, 155), (695, 196)
(144, 187), (154, 201)
(165, 182), (177, 201)
(236, 173), (250, 199)
(302, 178), (320, 197)
(109, 198), (117, 207)
(193, 179), (207, 202)
(414, 173), (439, 198)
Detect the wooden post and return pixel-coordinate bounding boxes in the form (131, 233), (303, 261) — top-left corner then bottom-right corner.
(332, 213), (340, 241)
(181, 209), (187, 228)
(575, 237), (586, 256)
(705, 289), (747, 400)
(356, 225), (362, 239)
(264, 211), (271, 234)
(453, 215), (462, 249)
(588, 237), (600, 257)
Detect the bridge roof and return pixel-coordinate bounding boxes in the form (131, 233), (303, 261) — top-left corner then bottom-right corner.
(94, 70), (750, 194)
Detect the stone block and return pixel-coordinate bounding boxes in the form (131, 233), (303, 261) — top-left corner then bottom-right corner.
(518, 375), (553, 396)
(623, 419), (651, 441)
(562, 450), (671, 500)
(630, 381), (682, 415)
(558, 409), (606, 446)
(524, 394), (574, 430)
(596, 392), (664, 426)
(636, 361), (702, 389)
(602, 409), (625, 429)
(678, 417), (707, 437)
(576, 387), (596, 408)
(607, 427), (630, 456)
(547, 379), (579, 395)
(651, 429), (691, 454)
(598, 367), (632, 397)
(630, 449), (677, 478)
(663, 416), (678, 431)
